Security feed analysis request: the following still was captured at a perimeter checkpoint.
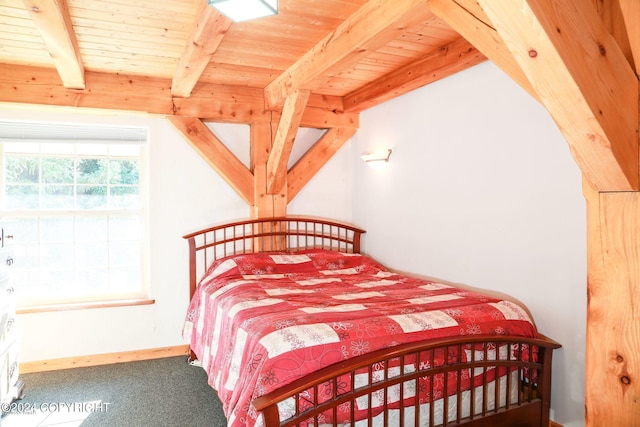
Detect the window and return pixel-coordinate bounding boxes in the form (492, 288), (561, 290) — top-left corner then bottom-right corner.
(0, 121), (148, 307)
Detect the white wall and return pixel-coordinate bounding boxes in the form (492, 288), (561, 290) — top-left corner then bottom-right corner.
(288, 128), (352, 219)
(2, 105), (352, 363)
(350, 62), (586, 426)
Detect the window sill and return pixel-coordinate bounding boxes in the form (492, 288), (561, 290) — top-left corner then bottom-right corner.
(17, 298), (155, 314)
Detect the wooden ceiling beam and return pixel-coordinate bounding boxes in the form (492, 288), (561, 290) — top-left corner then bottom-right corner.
(175, 83), (268, 122)
(428, 0), (539, 101)
(179, 83), (359, 128)
(592, 0), (636, 74)
(266, 89), (310, 194)
(263, 0), (432, 109)
(0, 64), (173, 113)
(167, 116), (254, 205)
(0, 64), (359, 128)
(344, 37), (486, 113)
(22, 0), (85, 89)
(251, 121), (285, 218)
(270, 108), (359, 130)
(479, 0), (638, 192)
(288, 127), (357, 202)
(171, 4), (232, 98)
(617, 0), (640, 72)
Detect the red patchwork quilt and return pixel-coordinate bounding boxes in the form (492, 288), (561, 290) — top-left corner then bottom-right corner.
(182, 249), (537, 426)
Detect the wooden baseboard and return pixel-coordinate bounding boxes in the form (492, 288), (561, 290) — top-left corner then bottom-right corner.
(550, 421), (563, 427)
(19, 345), (190, 373)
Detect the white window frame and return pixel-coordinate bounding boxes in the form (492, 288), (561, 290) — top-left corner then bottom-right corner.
(0, 120), (150, 308)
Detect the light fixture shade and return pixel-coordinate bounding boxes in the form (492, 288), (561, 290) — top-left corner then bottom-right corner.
(209, 0), (277, 22)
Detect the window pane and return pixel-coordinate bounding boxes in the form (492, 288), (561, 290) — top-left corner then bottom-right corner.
(111, 267), (141, 292)
(77, 268), (109, 294)
(15, 244), (39, 270)
(11, 217), (38, 241)
(110, 240), (140, 267)
(6, 185), (39, 209)
(75, 216), (108, 241)
(78, 185), (107, 209)
(109, 216), (140, 239)
(13, 268), (39, 299)
(41, 217), (74, 240)
(109, 159), (139, 185)
(42, 157), (74, 183)
(110, 186), (139, 209)
(76, 241), (108, 268)
(41, 242), (74, 269)
(42, 185), (74, 209)
(45, 269), (76, 296)
(77, 158), (108, 184)
(5, 157), (39, 183)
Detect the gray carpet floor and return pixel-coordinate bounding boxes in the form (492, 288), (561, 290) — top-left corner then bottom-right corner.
(1, 356), (227, 427)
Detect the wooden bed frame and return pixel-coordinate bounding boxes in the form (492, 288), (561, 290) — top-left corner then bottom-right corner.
(183, 216), (561, 427)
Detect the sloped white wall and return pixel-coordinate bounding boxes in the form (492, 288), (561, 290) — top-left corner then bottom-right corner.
(3, 105), (352, 363)
(350, 62), (586, 426)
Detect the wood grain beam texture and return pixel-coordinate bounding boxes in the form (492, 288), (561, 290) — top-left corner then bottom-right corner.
(617, 0), (640, 72)
(428, 0), (538, 101)
(167, 116), (254, 205)
(592, 0), (639, 74)
(266, 90), (310, 195)
(0, 65), (173, 113)
(584, 182), (640, 427)
(478, 0), (638, 192)
(344, 37), (486, 113)
(250, 120), (287, 252)
(22, 0), (84, 89)
(251, 120), (285, 220)
(0, 64), (356, 128)
(171, 3), (232, 98)
(264, 0), (432, 109)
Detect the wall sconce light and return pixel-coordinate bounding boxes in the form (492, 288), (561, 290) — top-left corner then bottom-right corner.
(361, 149), (392, 169)
(208, 0), (277, 22)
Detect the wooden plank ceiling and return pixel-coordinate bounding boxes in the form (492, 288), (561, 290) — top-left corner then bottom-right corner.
(0, 0), (481, 114)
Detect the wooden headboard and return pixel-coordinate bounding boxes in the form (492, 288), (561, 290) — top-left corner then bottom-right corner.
(183, 216), (366, 298)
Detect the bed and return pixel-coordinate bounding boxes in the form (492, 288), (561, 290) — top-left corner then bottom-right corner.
(182, 216), (561, 427)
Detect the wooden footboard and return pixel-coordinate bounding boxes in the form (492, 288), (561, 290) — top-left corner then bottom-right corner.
(252, 335), (561, 427)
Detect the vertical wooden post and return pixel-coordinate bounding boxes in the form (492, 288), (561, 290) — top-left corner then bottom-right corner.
(250, 119), (288, 218)
(250, 120), (273, 219)
(584, 179), (640, 426)
(250, 120), (288, 250)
